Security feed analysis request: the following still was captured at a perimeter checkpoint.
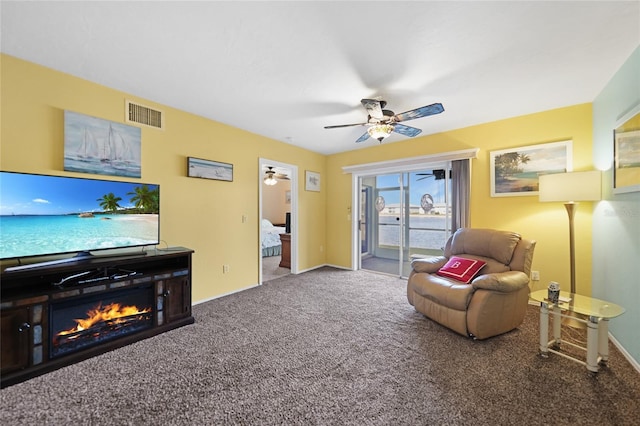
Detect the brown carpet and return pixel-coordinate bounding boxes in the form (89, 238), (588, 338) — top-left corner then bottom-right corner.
(1, 267), (639, 425)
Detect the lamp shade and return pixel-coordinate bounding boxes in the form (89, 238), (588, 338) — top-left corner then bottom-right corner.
(263, 175), (277, 186)
(367, 124), (394, 142)
(539, 171), (601, 202)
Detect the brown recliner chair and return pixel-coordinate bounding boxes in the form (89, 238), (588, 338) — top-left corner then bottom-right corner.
(407, 228), (536, 340)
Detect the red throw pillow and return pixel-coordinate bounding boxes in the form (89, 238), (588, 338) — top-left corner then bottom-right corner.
(436, 256), (486, 284)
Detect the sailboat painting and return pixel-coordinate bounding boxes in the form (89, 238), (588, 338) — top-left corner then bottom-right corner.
(64, 110), (142, 178)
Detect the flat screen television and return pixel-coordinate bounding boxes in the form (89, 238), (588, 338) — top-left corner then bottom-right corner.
(0, 171), (160, 271)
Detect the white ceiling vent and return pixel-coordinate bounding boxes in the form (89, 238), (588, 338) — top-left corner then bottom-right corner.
(125, 100), (164, 130)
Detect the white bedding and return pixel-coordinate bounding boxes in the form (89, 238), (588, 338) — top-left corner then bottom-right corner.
(261, 219), (286, 256)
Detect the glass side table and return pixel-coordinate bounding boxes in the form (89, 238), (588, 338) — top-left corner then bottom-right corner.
(529, 289), (625, 373)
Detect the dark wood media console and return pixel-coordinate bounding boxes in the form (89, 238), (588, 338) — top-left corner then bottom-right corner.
(0, 247), (194, 388)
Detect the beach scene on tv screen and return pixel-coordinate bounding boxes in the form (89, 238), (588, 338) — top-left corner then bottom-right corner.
(0, 173), (159, 259)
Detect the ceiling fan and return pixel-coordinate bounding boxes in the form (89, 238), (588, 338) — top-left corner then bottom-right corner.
(324, 98), (444, 143)
(264, 166), (289, 186)
(416, 169), (450, 181)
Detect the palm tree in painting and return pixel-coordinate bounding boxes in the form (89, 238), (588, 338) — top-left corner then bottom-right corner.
(494, 152), (531, 181)
(97, 193), (122, 213)
(127, 185), (159, 214)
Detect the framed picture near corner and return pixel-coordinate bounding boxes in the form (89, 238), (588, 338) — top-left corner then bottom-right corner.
(305, 170), (320, 192)
(490, 140), (572, 197)
(614, 104), (640, 194)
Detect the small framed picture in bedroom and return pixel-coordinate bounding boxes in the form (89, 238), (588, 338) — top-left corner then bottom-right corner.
(305, 170), (320, 192)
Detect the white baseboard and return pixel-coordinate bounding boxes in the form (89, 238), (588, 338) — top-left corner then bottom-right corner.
(194, 264), (351, 305)
(296, 263), (353, 274)
(609, 332), (640, 374)
(192, 283), (260, 306)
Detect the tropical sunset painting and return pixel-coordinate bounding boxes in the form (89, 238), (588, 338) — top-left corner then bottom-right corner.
(490, 140), (572, 197)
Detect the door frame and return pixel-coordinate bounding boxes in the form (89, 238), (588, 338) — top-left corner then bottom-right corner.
(344, 149), (479, 271)
(258, 158), (299, 283)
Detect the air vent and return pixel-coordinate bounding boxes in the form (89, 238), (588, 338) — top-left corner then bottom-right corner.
(125, 100), (164, 129)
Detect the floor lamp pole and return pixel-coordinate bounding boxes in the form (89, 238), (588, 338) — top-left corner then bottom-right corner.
(564, 202), (577, 294)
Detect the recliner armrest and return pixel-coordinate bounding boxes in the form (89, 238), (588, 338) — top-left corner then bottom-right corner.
(471, 271), (530, 293)
(411, 257), (447, 274)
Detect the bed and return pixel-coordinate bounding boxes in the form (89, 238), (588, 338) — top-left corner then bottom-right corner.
(261, 219), (286, 257)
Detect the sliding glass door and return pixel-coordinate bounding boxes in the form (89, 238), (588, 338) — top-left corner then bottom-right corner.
(360, 168), (452, 277)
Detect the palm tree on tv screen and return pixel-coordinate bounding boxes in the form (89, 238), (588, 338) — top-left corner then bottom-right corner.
(97, 193), (122, 213)
(127, 185), (159, 214)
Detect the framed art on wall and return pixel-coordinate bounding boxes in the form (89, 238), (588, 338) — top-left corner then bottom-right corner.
(614, 103), (640, 194)
(490, 140), (572, 197)
(64, 110), (142, 178)
(187, 157), (233, 182)
(305, 170), (320, 192)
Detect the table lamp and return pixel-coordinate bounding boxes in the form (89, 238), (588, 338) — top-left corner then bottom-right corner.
(539, 170), (601, 295)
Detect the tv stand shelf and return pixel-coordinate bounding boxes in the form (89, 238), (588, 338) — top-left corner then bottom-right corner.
(0, 247), (195, 388)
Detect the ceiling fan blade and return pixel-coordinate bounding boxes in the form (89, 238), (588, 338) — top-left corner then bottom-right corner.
(393, 123), (422, 137)
(355, 132), (370, 143)
(361, 98), (384, 119)
(324, 122), (368, 129)
(394, 103), (444, 122)
(416, 172), (434, 179)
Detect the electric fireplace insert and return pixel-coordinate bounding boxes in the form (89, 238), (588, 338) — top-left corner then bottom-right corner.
(50, 286), (154, 358)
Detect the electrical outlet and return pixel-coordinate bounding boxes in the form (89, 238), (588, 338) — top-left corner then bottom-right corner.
(223, 264), (230, 274)
(320, 245), (324, 252)
(531, 270), (540, 281)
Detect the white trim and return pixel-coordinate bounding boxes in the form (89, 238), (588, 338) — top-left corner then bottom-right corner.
(350, 177), (360, 271)
(323, 263), (352, 271)
(295, 263), (351, 274)
(259, 158), (299, 283)
(192, 283), (259, 305)
(342, 148), (479, 176)
(610, 332), (640, 373)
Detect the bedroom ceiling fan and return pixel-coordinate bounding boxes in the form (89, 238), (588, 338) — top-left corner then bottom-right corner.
(324, 98), (444, 143)
(263, 166), (289, 186)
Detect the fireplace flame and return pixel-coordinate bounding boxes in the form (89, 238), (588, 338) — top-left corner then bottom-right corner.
(58, 303), (151, 337)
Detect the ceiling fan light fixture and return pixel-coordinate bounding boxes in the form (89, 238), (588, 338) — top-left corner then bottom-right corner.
(264, 175), (278, 185)
(367, 124), (394, 142)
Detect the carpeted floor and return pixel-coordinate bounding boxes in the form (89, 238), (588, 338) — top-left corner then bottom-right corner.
(262, 254), (290, 282)
(1, 267), (639, 425)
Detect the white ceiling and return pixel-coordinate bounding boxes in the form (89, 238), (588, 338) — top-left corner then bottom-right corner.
(1, 1), (639, 155)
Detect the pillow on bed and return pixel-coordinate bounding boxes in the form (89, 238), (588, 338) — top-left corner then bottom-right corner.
(261, 219), (274, 229)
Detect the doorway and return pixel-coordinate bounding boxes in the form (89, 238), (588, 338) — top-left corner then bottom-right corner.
(359, 168), (452, 277)
(259, 158), (298, 283)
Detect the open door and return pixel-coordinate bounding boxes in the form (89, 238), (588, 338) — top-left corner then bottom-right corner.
(259, 158), (298, 284)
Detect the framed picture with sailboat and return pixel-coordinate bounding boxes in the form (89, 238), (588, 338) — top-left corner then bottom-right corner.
(64, 110), (142, 178)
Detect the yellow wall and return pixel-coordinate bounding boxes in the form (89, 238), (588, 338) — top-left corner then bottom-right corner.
(327, 104), (595, 295)
(0, 54), (596, 299)
(0, 55), (326, 302)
